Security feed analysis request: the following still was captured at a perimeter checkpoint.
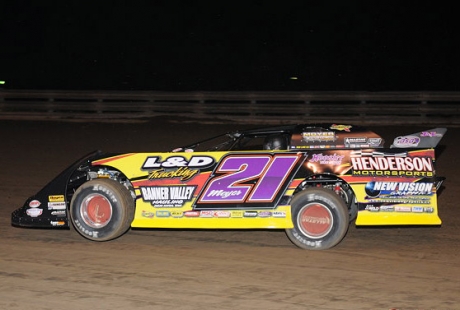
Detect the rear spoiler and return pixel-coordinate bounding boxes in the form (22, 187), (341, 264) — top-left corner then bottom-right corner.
(390, 128), (447, 148)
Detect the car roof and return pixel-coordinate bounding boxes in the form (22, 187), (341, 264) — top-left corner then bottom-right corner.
(236, 123), (373, 135)
(235, 123), (384, 149)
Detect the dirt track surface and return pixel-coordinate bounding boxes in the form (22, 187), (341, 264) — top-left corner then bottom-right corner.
(1, 119), (459, 310)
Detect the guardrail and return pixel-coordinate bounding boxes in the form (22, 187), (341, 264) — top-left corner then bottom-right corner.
(1, 89), (459, 125)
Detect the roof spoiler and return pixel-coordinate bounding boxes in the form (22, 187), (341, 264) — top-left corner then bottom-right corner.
(390, 128), (447, 148)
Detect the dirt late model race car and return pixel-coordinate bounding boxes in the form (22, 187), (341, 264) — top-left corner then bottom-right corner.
(12, 124), (446, 250)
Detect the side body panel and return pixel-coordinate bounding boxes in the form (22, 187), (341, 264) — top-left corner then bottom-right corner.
(92, 152), (304, 229)
(320, 148), (440, 225)
(293, 148), (441, 225)
(92, 147), (441, 229)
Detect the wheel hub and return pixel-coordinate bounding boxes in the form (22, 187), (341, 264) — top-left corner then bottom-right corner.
(80, 194), (113, 228)
(298, 203), (333, 238)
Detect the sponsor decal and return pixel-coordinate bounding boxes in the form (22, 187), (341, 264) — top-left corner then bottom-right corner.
(142, 155), (214, 169)
(351, 151), (434, 177)
(395, 206), (412, 212)
(364, 182), (433, 204)
(48, 202), (67, 210)
(298, 203), (333, 238)
(200, 210), (214, 218)
(272, 211), (286, 218)
(365, 205), (380, 212)
(243, 211), (258, 218)
(147, 167), (199, 181)
(379, 205), (395, 212)
(184, 210), (200, 217)
(412, 206), (424, 213)
(302, 132), (336, 143)
(421, 131), (443, 138)
(365, 182), (433, 198)
(205, 189), (243, 199)
(344, 137), (382, 148)
(231, 211), (244, 218)
(302, 215), (331, 225)
(48, 195), (65, 202)
(258, 211), (272, 218)
(214, 211), (231, 218)
(368, 138), (383, 147)
(367, 198), (431, 204)
(50, 221), (66, 226)
(29, 200), (41, 208)
(51, 210), (66, 217)
(171, 211), (184, 218)
(424, 207), (434, 213)
(309, 153), (345, 165)
(156, 210), (170, 217)
(393, 135), (420, 148)
(142, 155), (214, 181)
(26, 208), (43, 217)
(140, 185), (196, 207)
(330, 124), (352, 132)
(345, 137), (367, 145)
(291, 145), (338, 149)
(141, 210), (155, 218)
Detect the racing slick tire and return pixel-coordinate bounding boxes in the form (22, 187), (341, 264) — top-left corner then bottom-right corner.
(286, 187), (349, 250)
(70, 179), (135, 241)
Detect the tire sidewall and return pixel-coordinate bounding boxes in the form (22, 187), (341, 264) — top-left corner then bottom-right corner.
(70, 179), (130, 241)
(287, 188), (348, 250)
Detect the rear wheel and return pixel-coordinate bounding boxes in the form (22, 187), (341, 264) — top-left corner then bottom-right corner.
(286, 187), (349, 250)
(70, 179), (134, 241)
(322, 182), (357, 222)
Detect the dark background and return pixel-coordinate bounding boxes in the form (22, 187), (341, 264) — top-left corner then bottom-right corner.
(1, 1), (458, 91)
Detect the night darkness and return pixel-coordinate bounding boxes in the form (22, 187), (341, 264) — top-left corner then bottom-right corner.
(1, 1), (459, 91)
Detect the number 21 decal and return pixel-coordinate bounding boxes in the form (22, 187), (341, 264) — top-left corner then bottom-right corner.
(197, 154), (303, 206)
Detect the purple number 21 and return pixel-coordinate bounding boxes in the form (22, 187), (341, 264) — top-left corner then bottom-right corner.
(198, 154), (301, 203)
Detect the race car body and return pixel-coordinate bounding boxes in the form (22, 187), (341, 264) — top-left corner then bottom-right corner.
(11, 124), (447, 250)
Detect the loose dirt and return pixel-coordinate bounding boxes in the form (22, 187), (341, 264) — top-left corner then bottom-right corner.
(1, 119), (458, 309)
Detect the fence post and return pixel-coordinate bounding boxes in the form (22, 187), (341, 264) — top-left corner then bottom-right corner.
(359, 100), (366, 121)
(46, 97), (55, 114)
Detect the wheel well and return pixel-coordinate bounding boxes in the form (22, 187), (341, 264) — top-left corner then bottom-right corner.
(294, 174), (355, 209)
(66, 165), (135, 208)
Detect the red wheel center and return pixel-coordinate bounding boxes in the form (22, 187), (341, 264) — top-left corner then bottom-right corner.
(83, 194), (112, 227)
(299, 204), (333, 238)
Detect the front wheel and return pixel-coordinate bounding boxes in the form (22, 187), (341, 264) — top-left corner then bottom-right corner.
(70, 179), (134, 241)
(286, 187), (349, 250)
